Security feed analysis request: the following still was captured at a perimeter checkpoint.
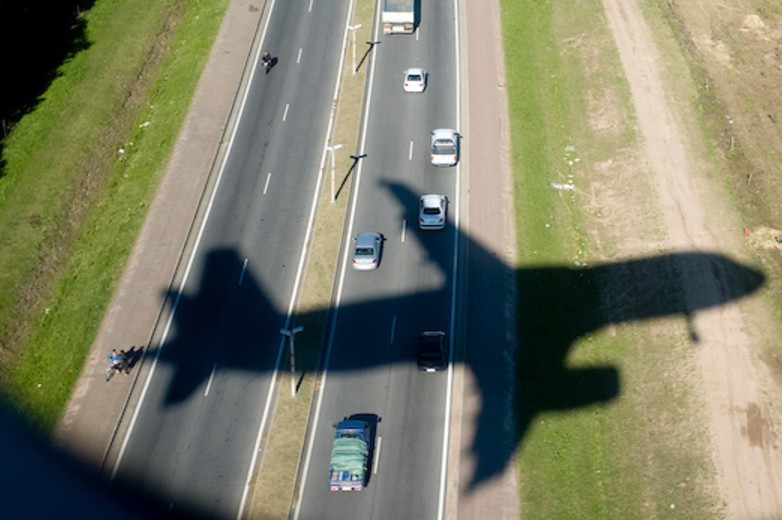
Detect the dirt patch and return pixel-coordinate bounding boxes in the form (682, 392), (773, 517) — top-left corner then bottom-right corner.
(665, 1), (782, 290)
(600, 0), (782, 517)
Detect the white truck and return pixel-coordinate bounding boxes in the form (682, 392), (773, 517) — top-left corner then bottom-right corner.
(382, 0), (416, 35)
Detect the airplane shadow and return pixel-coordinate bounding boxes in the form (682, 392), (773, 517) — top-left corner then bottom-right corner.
(0, 180), (766, 514)
(152, 182), (765, 492)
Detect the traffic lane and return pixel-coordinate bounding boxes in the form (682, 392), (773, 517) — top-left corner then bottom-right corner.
(215, 0), (348, 231)
(365, 62), (456, 183)
(177, 0), (352, 308)
(216, 0), (353, 246)
(297, 0), (460, 516)
(375, 1), (457, 126)
(369, 364), (447, 520)
(115, 0), (353, 514)
(125, 0), (352, 420)
(345, 173), (455, 288)
(364, 9), (457, 190)
(300, 371), (448, 520)
(306, 185), (453, 520)
(116, 249), (280, 517)
(298, 294), (449, 520)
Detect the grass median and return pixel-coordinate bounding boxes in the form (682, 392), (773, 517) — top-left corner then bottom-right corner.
(0, 0), (228, 432)
(245, 0), (375, 517)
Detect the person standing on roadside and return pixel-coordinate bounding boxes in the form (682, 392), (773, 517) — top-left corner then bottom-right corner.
(118, 349), (129, 374)
(107, 349), (121, 373)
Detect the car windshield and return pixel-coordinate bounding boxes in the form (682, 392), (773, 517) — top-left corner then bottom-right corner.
(423, 207), (441, 215)
(355, 247), (374, 257)
(433, 140), (456, 155)
(407, 74), (422, 82)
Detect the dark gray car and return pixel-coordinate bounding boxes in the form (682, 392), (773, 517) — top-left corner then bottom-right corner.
(417, 331), (447, 372)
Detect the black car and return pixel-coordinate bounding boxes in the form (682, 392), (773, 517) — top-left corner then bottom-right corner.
(417, 331), (447, 372)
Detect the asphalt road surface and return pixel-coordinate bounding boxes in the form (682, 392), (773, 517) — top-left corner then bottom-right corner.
(295, 1), (461, 518)
(111, 1), (353, 517)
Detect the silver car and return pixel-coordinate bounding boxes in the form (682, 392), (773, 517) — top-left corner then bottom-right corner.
(419, 194), (447, 230)
(430, 128), (459, 167)
(352, 232), (383, 271)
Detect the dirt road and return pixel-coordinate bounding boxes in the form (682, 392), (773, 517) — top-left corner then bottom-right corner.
(602, 0), (782, 517)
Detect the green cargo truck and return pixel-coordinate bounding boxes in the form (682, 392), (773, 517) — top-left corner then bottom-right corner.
(329, 420), (370, 491)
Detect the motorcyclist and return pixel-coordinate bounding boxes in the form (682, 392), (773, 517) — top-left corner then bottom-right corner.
(261, 51), (271, 71)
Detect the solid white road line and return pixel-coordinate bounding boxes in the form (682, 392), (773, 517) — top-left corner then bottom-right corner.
(373, 435), (383, 475)
(390, 315), (397, 344)
(238, 258), (249, 285)
(437, 2), (463, 519)
(204, 363), (217, 397)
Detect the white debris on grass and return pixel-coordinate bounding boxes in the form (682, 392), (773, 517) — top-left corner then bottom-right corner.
(551, 182), (575, 191)
(564, 144), (580, 166)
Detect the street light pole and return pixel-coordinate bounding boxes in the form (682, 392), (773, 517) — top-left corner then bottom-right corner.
(347, 24), (362, 74)
(280, 326), (304, 397)
(326, 144), (343, 204)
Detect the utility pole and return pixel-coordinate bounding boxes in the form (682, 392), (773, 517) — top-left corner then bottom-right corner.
(280, 326), (304, 397)
(326, 144), (343, 204)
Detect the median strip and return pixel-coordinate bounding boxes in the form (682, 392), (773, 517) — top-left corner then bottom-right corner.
(244, 0), (375, 517)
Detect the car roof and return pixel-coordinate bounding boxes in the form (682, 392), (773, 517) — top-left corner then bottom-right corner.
(405, 67), (425, 75)
(431, 128), (456, 139)
(355, 232), (380, 247)
(420, 194), (444, 206)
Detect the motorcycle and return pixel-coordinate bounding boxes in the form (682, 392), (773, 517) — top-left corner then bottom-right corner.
(261, 51), (272, 73)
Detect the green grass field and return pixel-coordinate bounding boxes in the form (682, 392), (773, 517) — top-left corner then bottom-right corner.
(0, 0), (227, 432)
(501, 0), (716, 517)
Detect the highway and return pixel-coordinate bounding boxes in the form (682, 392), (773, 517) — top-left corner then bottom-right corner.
(296, 0), (461, 518)
(111, 1), (353, 517)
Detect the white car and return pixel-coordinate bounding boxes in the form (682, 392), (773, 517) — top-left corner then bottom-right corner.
(352, 232), (383, 271)
(419, 194), (447, 230)
(430, 128), (459, 167)
(403, 68), (427, 93)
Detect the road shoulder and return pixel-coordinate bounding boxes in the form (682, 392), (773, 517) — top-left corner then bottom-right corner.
(450, 0), (520, 518)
